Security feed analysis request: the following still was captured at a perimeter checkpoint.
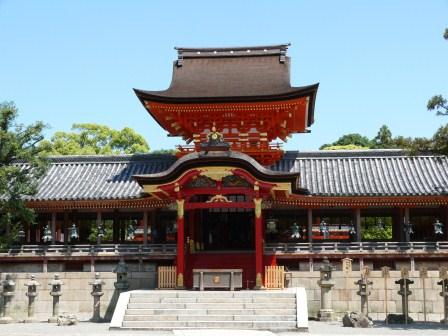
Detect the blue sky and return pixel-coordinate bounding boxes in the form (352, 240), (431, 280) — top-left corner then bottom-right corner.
(0, 1), (447, 151)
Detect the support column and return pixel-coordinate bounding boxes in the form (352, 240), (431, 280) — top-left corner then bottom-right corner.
(63, 211), (69, 244)
(254, 198), (263, 289)
(307, 208), (313, 244)
(96, 211), (102, 245)
(404, 208), (410, 242)
(353, 208), (361, 242)
(143, 211), (148, 246)
(188, 210), (196, 253)
(176, 199), (185, 288)
(112, 209), (119, 243)
(442, 206), (448, 241)
(51, 212), (56, 244)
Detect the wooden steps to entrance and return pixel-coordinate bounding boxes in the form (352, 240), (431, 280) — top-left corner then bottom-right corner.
(110, 289), (308, 331)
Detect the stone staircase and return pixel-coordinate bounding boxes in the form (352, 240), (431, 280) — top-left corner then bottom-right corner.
(110, 289), (308, 331)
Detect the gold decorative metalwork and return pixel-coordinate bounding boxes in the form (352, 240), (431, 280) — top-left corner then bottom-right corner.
(176, 273), (184, 288)
(199, 167), (233, 182)
(255, 273), (263, 288)
(254, 198), (262, 218)
(176, 199), (184, 219)
(206, 194), (231, 203)
(213, 276), (221, 284)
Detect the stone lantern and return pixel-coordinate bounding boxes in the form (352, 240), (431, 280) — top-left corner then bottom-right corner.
(355, 274), (373, 316)
(438, 267), (448, 324)
(89, 272), (105, 322)
(24, 274), (40, 323)
(113, 259), (129, 292)
(48, 274), (64, 323)
(317, 257), (335, 321)
(0, 274), (16, 324)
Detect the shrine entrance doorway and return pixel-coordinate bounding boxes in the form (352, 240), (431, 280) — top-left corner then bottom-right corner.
(198, 208), (254, 251)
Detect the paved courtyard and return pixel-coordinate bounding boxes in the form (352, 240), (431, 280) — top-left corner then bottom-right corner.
(1, 321), (448, 336)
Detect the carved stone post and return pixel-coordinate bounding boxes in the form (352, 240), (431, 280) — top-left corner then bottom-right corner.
(24, 274), (40, 323)
(317, 257), (335, 321)
(438, 266), (448, 324)
(48, 274), (63, 323)
(0, 274), (16, 324)
(355, 271), (372, 316)
(113, 258), (129, 293)
(89, 272), (105, 322)
(395, 267), (413, 324)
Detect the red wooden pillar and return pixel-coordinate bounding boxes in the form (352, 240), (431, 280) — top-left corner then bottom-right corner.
(254, 198), (263, 288)
(176, 199), (185, 288)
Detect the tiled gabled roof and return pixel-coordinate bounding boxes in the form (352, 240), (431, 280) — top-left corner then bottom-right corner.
(272, 150), (448, 196)
(29, 154), (176, 201)
(25, 150), (448, 201)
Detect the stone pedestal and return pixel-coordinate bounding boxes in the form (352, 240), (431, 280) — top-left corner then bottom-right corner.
(48, 274), (63, 323)
(317, 281), (335, 321)
(0, 275), (16, 324)
(438, 278), (448, 324)
(24, 274), (40, 323)
(89, 273), (105, 322)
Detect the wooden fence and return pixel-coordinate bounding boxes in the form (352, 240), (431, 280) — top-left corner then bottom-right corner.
(264, 265), (285, 289)
(157, 266), (177, 289)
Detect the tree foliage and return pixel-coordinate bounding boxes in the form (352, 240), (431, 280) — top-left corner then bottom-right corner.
(0, 102), (49, 247)
(321, 124), (447, 155)
(40, 123), (150, 155)
(427, 28), (448, 116)
(319, 133), (371, 150)
(427, 95), (448, 116)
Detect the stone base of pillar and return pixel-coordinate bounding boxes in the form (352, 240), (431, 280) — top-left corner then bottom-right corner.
(90, 317), (105, 323)
(318, 309), (335, 321)
(48, 316), (59, 323)
(253, 273), (264, 290)
(176, 273), (185, 290)
(0, 316), (15, 324)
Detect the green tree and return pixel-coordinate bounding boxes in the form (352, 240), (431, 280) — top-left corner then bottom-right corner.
(319, 133), (371, 150)
(371, 125), (393, 148)
(427, 29), (448, 116)
(320, 144), (369, 151)
(427, 95), (448, 116)
(432, 124), (448, 155)
(40, 123), (150, 155)
(0, 102), (49, 247)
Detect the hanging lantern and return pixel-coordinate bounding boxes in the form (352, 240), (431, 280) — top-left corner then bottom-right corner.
(403, 218), (414, 235)
(433, 219), (444, 236)
(126, 220), (137, 240)
(290, 222), (300, 239)
(97, 223), (105, 239)
(70, 223), (79, 241)
(42, 224), (53, 244)
(377, 218), (385, 229)
(266, 217), (278, 234)
(18, 225), (26, 242)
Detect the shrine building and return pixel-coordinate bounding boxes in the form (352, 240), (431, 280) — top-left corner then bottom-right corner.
(2, 44), (448, 290)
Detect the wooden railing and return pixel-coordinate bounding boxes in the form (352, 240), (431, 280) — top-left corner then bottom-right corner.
(264, 241), (448, 254)
(264, 265), (284, 289)
(0, 244), (177, 256)
(158, 266), (177, 289)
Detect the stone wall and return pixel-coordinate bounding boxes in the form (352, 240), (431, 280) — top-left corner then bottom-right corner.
(0, 270), (157, 322)
(1, 268), (446, 323)
(292, 270), (446, 322)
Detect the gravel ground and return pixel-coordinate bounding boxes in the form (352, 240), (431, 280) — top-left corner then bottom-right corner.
(0, 321), (448, 336)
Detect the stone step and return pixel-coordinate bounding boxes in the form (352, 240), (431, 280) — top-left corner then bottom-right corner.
(125, 308), (296, 316)
(121, 320), (297, 329)
(127, 302), (294, 310)
(124, 314), (297, 322)
(129, 291), (296, 299)
(128, 297), (296, 304)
